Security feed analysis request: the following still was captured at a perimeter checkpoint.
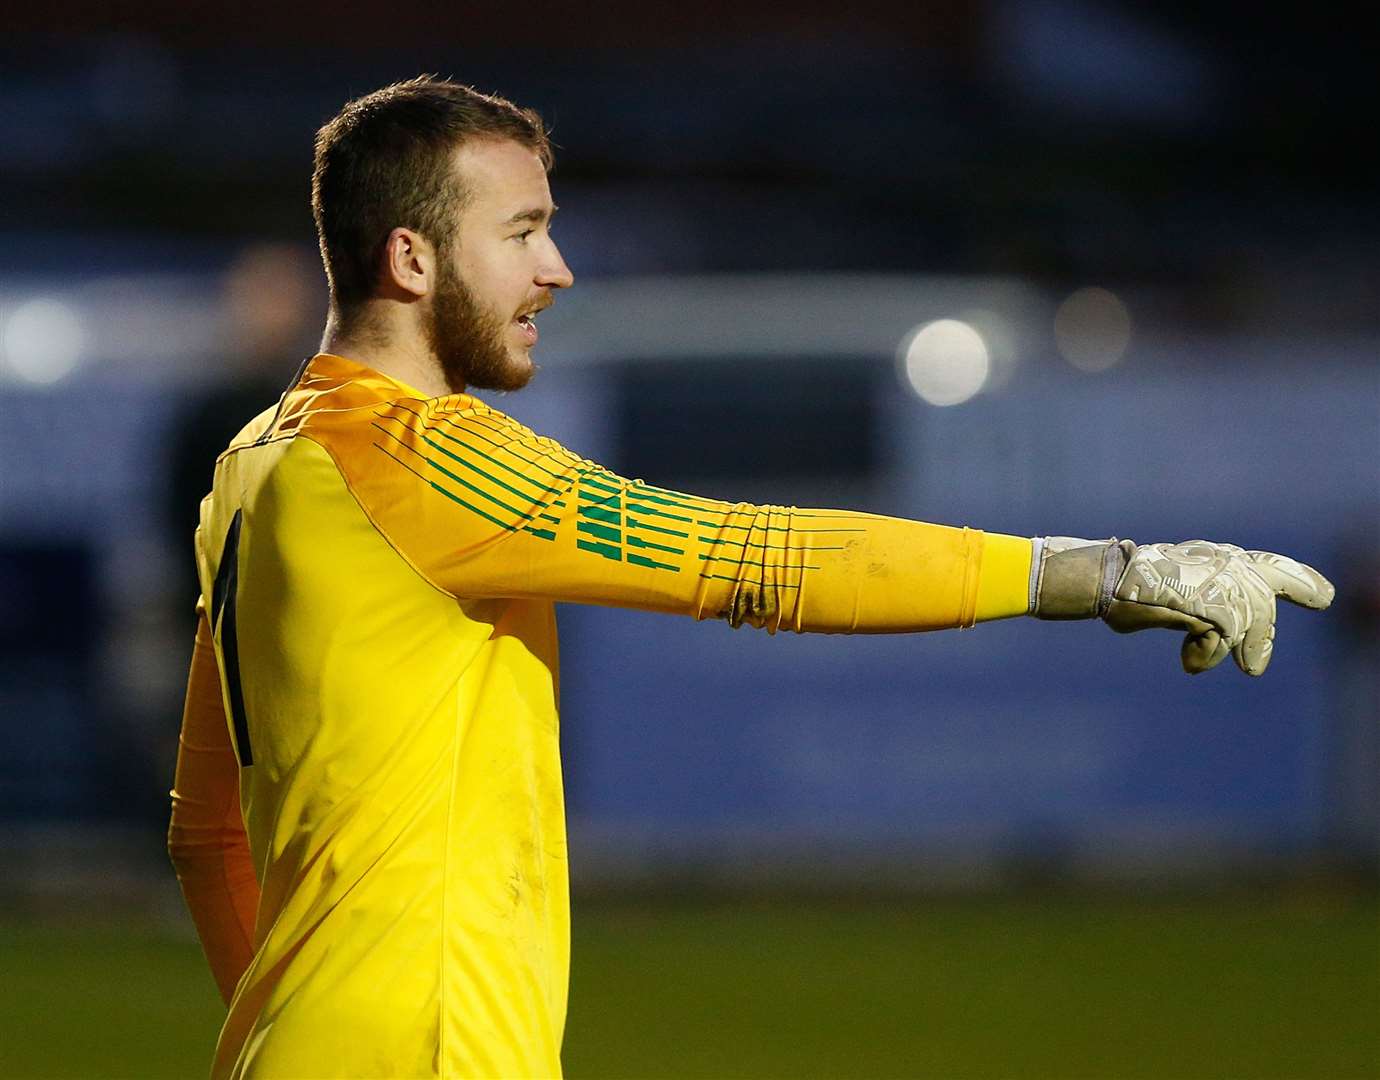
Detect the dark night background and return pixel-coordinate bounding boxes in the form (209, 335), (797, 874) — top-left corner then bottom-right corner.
(1, 4), (1376, 1077)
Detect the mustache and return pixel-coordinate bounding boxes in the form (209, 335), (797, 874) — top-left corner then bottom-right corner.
(520, 293), (555, 318)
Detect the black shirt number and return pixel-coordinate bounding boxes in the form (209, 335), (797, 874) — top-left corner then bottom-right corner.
(210, 509), (253, 767)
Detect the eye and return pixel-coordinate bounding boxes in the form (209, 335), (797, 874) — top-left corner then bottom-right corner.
(514, 228), (535, 244)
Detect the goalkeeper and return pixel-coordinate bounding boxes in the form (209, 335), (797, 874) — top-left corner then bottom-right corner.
(168, 77), (1334, 1080)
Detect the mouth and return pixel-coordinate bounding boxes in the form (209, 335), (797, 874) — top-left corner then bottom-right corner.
(513, 298), (552, 347)
(513, 314), (538, 347)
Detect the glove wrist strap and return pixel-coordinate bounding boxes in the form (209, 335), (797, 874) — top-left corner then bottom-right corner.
(1031, 536), (1131, 620)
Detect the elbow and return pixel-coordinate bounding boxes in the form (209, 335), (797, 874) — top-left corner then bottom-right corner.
(167, 804), (184, 870)
(167, 795), (195, 871)
(167, 812), (237, 875)
(166, 822), (198, 876)
(725, 583), (784, 631)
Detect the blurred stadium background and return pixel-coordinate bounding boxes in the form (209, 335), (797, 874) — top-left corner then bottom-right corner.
(1, 3), (1376, 1077)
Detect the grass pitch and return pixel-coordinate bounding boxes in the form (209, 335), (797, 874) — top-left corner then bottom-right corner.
(1, 892), (1375, 1078)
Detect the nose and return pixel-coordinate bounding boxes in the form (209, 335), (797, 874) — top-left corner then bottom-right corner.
(537, 238), (574, 290)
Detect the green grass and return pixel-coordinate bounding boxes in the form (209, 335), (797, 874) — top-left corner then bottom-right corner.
(1, 893), (1376, 1079)
(0, 917), (226, 1079)
(563, 894), (1380, 1079)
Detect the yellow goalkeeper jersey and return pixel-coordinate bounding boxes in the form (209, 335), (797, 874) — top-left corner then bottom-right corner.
(172, 352), (1030, 1079)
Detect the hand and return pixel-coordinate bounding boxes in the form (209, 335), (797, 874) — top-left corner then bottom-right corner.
(1104, 540), (1335, 676)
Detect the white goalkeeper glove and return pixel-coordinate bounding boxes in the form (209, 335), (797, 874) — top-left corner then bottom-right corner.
(1030, 537), (1335, 676)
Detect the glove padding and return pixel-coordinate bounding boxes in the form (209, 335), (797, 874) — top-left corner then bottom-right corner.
(1104, 540), (1334, 676)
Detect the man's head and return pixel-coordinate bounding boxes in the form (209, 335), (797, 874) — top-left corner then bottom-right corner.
(312, 77), (572, 392)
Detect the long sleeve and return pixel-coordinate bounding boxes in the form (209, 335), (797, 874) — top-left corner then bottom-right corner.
(303, 388), (1032, 631)
(168, 602), (260, 1005)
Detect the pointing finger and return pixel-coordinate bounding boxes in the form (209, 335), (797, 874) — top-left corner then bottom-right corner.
(1247, 552), (1335, 611)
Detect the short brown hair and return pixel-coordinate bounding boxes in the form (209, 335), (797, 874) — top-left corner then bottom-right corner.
(311, 76), (553, 313)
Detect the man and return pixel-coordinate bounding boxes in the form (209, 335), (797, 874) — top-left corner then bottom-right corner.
(167, 77), (1334, 1079)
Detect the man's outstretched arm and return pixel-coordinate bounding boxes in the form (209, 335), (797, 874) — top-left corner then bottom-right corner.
(307, 391), (1036, 633)
(168, 602), (260, 1004)
(307, 388), (1333, 671)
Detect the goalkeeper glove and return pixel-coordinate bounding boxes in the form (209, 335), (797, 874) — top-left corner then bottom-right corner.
(1030, 537), (1335, 676)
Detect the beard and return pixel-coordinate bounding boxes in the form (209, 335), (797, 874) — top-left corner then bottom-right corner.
(425, 258), (534, 395)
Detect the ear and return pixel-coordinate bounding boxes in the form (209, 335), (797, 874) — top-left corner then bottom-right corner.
(381, 227), (434, 300)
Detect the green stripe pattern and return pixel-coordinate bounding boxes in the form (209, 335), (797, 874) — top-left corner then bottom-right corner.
(373, 404), (858, 586)
(373, 410), (573, 543)
(576, 471), (684, 572)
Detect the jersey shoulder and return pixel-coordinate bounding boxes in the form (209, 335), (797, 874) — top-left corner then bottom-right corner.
(285, 353), (564, 519)
(283, 354), (597, 590)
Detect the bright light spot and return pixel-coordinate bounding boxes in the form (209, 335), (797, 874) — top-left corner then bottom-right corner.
(957, 307), (1019, 391)
(898, 318), (991, 406)
(1054, 287), (1131, 373)
(2, 298), (86, 385)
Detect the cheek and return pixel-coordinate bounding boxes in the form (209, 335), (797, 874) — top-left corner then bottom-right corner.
(458, 250), (525, 314)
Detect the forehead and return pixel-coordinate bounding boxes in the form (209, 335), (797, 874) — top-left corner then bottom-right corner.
(450, 138), (552, 216)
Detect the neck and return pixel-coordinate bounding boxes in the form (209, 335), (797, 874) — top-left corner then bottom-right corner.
(320, 306), (452, 397)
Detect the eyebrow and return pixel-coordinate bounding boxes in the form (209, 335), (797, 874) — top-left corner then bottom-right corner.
(502, 204), (558, 226)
